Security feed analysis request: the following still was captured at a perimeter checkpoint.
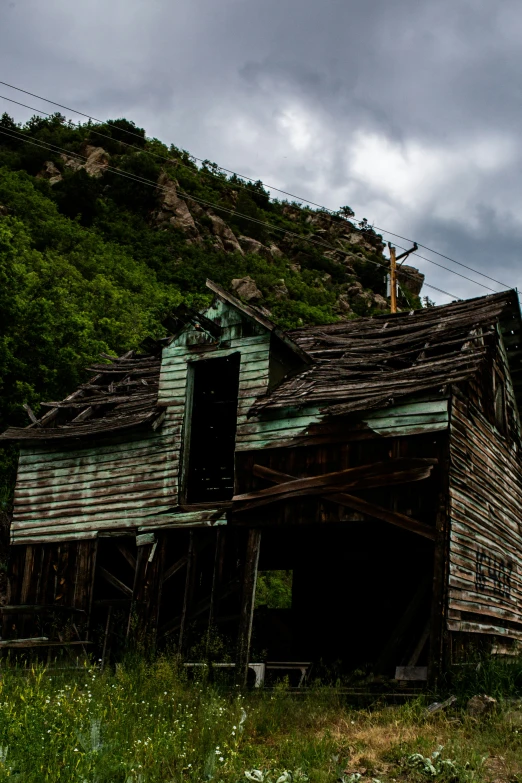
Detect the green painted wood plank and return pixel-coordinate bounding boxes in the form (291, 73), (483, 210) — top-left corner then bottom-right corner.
(368, 400), (448, 418)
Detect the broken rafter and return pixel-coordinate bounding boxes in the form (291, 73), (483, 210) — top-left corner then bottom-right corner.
(246, 464), (436, 540)
(233, 459), (437, 511)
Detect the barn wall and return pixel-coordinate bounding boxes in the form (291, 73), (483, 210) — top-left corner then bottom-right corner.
(11, 298), (275, 543)
(11, 429), (177, 543)
(447, 333), (522, 641)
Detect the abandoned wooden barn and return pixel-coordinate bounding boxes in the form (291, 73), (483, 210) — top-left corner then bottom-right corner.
(1, 280), (522, 684)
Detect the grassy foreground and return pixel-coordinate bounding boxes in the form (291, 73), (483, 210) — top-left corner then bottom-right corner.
(0, 658), (520, 782)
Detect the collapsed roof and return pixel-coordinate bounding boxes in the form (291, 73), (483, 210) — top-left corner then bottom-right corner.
(253, 290), (522, 417)
(1, 287), (520, 444)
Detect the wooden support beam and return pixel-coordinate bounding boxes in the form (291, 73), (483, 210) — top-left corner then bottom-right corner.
(249, 464), (436, 540)
(179, 533), (195, 652)
(117, 543), (136, 571)
(324, 492), (436, 541)
(234, 459), (437, 511)
(208, 528), (225, 632)
(375, 575), (431, 673)
(99, 566), (133, 598)
(236, 528), (261, 687)
(408, 620), (431, 667)
(162, 554), (188, 584)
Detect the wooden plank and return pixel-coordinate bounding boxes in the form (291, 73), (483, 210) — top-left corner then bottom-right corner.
(0, 639), (93, 648)
(98, 567), (133, 598)
(117, 543), (137, 571)
(179, 533), (195, 651)
(162, 555), (188, 584)
(233, 459), (436, 511)
(246, 464), (436, 540)
(236, 528), (261, 686)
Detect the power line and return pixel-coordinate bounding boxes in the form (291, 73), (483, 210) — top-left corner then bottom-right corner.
(0, 81), (514, 297)
(370, 225), (513, 291)
(0, 124), (461, 301)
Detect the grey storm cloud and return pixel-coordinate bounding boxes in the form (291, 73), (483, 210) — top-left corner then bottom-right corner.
(1, 0), (522, 302)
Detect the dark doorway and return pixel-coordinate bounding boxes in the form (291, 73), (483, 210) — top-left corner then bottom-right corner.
(186, 353), (241, 503)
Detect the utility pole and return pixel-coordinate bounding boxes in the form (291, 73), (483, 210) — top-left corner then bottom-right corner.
(388, 241), (419, 314)
(388, 243), (397, 314)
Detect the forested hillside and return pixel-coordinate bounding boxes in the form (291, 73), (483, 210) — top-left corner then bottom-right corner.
(0, 112), (424, 495)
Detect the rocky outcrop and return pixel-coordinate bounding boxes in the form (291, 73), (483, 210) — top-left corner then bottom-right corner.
(373, 293), (388, 311)
(208, 214), (243, 254)
(154, 172), (200, 239)
(60, 145), (109, 179)
(231, 276), (262, 302)
(335, 294), (353, 314)
(82, 145), (110, 177)
(60, 153), (83, 173)
(398, 265), (425, 297)
(37, 160), (62, 185)
(272, 279), (289, 300)
(238, 235), (272, 260)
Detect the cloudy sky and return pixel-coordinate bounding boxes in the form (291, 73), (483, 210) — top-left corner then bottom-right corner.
(0, 0), (521, 303)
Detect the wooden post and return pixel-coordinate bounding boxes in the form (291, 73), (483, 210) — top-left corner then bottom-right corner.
(208, 528), (225, 632)
(389, 243), (397, 314)
(236, 528), (261, 687)
(178, 532), (195, 652)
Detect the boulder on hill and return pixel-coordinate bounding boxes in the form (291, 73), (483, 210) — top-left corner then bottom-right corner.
(238, 235), (272, 260)
(231, 276), (262, 302)
(60, 146), (109, 179)
(272, 279), (289, 300)
(37, 160), (62, 185)
(398, 265), (425, 297)
(82, 146), (110, 177)
(155, 173), (200, 239)
(208, 214), (244, 254)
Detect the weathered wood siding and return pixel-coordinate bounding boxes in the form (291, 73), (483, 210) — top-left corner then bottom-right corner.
(11, 298), (274, 543)
(11, 428), (177, 543)
(447, 332), (522, 640)
(237, 397), (449, 451)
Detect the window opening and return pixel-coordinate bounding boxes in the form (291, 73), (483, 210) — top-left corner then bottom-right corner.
(185, 353), (240, 503)
(255, 570), (293, 609)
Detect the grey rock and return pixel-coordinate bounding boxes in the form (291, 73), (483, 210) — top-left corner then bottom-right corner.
(269, 243), (283, 258)
(373, 294), (388, 311)
(336, 294), (352, 313)
(231, 276), (262, 302)
(83, 145), (109, 177)
(273, 279), (288, 300)
(60, 146), (109, 178)
(37, 160), (62, 185)
(398, 265), (425, 297)
(238, 235), (272, 260)
(467, 694), (497, 717)
(289, 263), (301, 273)
(60, 152), (83, 172)
(156, 172), (199, 238)
(209, 214), (244, 254)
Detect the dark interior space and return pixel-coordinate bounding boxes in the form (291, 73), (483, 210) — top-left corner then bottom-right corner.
(186, 353), (241, 503)
(253, 522), (433, 676)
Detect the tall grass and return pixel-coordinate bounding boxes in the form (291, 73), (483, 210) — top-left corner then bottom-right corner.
(0, 656), (520, 782)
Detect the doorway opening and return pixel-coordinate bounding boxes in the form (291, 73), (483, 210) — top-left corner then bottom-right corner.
(185, 353), (241, 503)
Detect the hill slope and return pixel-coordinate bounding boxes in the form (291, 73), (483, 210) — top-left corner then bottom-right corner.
(0, 111), (424, 493)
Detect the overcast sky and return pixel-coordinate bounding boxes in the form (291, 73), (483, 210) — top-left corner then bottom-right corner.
(1, 0), (521, 303)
